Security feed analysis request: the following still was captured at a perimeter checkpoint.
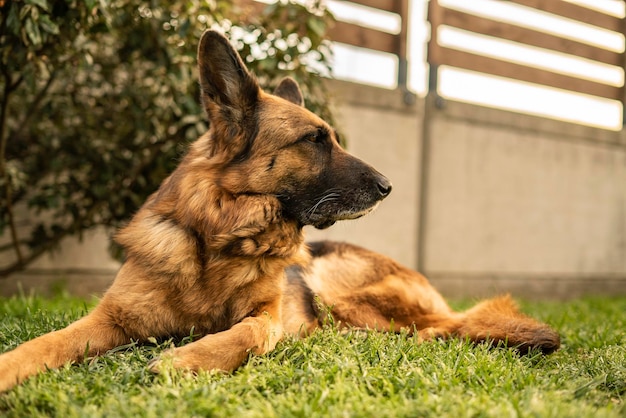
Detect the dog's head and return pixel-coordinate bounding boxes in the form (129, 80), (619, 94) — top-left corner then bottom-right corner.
(197, 30), (391, 229)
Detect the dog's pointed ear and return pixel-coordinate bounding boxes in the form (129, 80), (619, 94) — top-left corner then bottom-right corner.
(273, 77), (304, 107)
(197, 30), (259, 157)
(198, 30), (259, 110)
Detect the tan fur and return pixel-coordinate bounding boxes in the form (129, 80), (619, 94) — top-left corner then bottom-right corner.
(289, 241), (559, 353)
(0, 31), (558, 392)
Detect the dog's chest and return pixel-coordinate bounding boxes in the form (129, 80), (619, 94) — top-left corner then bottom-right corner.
(172, 259), (286, 334)
(208, 221), (305, 260)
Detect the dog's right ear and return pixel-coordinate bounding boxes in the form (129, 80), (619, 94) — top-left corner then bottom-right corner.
(197, 30), (260, 158)
(273, 77), (304, 107)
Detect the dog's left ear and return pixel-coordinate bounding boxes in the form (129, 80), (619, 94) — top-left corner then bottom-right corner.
(197, 30), (260, 157)
(273, 77), (304, 107)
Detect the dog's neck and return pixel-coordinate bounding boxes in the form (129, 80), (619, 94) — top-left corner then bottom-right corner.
(116, 158), (309, 276)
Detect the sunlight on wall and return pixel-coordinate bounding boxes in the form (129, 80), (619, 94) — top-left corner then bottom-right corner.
(564, 0), (625, 18)
(407, 0), (430, 95)
(437, 26), (623, 87)
(439, 0), (624, 51)
(327, 0), (401, 34)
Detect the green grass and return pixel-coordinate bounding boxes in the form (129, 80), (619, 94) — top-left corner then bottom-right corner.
(0, 294), (624, 417)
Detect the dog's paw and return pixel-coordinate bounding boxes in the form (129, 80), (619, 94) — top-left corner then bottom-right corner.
(148, 350), (192, 375)
(148, 346), (231, 375)
(147, 356), (165, 374)
(148, 355), (168, 374)
(416, 327), (448, 343)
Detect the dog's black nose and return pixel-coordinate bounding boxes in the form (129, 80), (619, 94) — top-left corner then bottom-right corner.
(377, 178), (392, 198)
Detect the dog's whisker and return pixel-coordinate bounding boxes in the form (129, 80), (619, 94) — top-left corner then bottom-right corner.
(306, 192), (341, 217)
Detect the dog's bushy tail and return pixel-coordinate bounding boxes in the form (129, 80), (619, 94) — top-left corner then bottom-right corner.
(453, 295), (560, 354)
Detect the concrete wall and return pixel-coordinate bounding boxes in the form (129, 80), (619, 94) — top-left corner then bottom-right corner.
(3, 82), (626, 299)
(0, 227), (119, 297)
(420, 98), (626, 298)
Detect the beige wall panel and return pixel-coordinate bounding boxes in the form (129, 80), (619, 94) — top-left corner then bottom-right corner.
(1, 227), (119, 297)
(423, 118), (626, 275)
(29, 227), (120, 271)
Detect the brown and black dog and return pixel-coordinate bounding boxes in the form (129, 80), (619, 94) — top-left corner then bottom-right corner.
(0, 30), (559, 392)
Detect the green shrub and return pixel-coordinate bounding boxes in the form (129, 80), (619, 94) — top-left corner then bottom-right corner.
(0, 0), (334, 275)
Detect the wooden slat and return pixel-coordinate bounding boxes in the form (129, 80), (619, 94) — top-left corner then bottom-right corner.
(397, 0), (409, 84)
(345, 0), (399, 14)
(329, 20), (399, 54)
(396, 0), (409, 59)
(427, 0), (445, 61)
(442, 7), (622, 66)
(511, 0), (623, 32)
(429, 45), (622, 100)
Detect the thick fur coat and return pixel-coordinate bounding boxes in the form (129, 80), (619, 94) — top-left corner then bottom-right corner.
(0, 31), (558, 392)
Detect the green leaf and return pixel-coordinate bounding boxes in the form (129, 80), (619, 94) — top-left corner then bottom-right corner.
(6, 3), (20, 35)
(24, 17), (42, 46)
(38, 15), (60, 35)
(307, 17), (325, 38)
(26, 0), (49, 11)
(85, 0), (97, 11)
(19, 4), (33, 20)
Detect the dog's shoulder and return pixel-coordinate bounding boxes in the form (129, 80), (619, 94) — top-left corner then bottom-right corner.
(115, 200), (202, 278)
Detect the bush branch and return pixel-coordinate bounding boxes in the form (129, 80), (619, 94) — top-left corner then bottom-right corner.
(0, 64), (24, 265)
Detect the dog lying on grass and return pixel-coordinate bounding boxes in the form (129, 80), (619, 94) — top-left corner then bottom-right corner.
(0, 30), (559, 392)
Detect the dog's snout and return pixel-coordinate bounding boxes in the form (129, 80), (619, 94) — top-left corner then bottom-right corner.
(377, 177), (392, 198)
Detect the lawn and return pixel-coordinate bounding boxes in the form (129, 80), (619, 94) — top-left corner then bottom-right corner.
(0, 293), (624, 417)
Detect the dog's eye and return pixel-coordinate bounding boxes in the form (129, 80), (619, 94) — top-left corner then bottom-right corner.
(300, 128), (329, 144)
(301, 132), (319, 143)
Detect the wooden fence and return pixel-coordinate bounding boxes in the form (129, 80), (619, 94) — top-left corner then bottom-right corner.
(326, 0), (625, 107)
(243, 0), (410, 85)
(427, 0), (625, 103)
(327, 0), (410, 85)
(245, 0), (626, 116)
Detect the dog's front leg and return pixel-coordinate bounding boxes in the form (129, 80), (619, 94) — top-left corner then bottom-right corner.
(0, 307), (128, 392)
(151, 298), (283, 374)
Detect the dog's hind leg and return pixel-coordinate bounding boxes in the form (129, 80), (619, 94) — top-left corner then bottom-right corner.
(329, 278), (559, 353)
(336, 282), (560, 354)
(301, 242), (559, 354)
(150, 297), (284, 374)
(0, 305), (128, 392)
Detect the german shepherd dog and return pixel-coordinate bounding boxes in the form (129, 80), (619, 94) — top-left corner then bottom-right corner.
(0, 31), (559, 392)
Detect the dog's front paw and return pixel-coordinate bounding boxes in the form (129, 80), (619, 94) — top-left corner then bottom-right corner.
(416, 327), (449, 343)
(148, 344), (240, 376)
(147, 355), (166, 375)
(148, 349), (194, 375)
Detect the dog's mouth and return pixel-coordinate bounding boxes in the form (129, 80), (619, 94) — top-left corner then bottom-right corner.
(309, 202), (380, 230)
(279, 177), (390, 230)
(312, 219), (336, 229)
